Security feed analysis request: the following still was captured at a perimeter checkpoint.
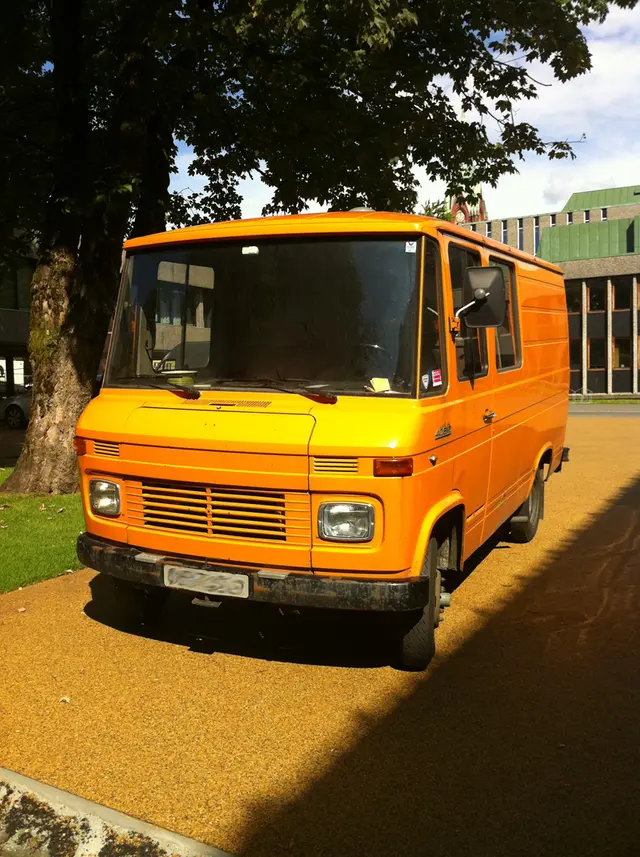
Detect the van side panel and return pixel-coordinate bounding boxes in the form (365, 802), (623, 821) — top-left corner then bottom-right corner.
(483, 260), (569, 543)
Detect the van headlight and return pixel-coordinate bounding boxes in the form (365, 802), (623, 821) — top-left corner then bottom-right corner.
(89, 479), (121, 517)
(318, 502), (374, 542)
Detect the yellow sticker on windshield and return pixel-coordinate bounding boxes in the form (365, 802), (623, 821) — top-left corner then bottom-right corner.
(369, 377), (391, 393)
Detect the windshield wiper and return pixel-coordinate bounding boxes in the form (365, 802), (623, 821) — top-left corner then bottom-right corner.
(119, 376), (201, 400)
(214, 378), (337, 404)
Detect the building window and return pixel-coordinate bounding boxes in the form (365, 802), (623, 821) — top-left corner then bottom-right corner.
(486, 222), (492, 239)
(550, 213), (556, 227)
(613, 338), (631, 369)
(567, 212), (573, 225)
(501, 220), (508, 244)
(569, 340), (581, 371)
(490, 258), (521, 371)
(0, 263), (33, 310)
(156, 285), (184, 325)
(448, 243), (487, 381)
(612, 275), (632, 310)
(584, 210), (590, 223)
(534, 216), (540, 253)
(601, 208), (608, 221)
(470, 223), (476, 232)
(517, 218), (524, 250)
(589, 339), (606, 369)
(587, 278), (606, 312)
(565, 279), (582, 313)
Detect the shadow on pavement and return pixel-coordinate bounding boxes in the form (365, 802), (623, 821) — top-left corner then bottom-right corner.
(226, 476), (640, 857)
(86, 575), (395, 669)
(84, 533), (512, 671)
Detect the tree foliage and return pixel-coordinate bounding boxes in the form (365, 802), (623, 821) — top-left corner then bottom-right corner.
(419, 200), (453, 221)
(1, 0), (637, 492)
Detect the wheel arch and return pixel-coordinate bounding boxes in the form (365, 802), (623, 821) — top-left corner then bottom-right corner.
(411, 493), (465, 577)
(536, 443), (555, 483)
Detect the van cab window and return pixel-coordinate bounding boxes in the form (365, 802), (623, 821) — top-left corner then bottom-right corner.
(107, 237), (420, 397)
(419, 239), (445, 396)
(448, 243), (487, 381)
(489, 258), (521, 371)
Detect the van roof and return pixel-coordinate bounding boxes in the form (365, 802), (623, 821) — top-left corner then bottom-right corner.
(124, 211), (563, 274)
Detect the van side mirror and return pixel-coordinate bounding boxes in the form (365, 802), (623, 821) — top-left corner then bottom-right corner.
(460, 267), (506, 329)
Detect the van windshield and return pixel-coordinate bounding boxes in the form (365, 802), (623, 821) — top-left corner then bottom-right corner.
(105, 236), (420, 396)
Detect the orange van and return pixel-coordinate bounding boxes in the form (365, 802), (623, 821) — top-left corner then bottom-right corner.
(76, 211), (569, 670)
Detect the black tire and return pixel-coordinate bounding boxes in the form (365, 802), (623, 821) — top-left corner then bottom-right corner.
(5, 404), (26, 429)
(509, 468), (544, 543)
(395, 537), (440, 672)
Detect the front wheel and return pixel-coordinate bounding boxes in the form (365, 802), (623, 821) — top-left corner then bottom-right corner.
(5, 404), (26, 429)
(508, 468), (544, 543)
(394, 537), (440, 671)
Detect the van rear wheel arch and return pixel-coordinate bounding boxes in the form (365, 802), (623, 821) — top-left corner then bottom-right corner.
(538, 446), (554, 482)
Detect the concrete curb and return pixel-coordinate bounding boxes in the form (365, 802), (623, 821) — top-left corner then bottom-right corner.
(0, 767), (233, 857)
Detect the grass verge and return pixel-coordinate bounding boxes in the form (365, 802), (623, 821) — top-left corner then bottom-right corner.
(0, 467), (85, 594)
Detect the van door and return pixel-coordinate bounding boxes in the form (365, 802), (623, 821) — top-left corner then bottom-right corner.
(442, 238), (495, 559)
(483, 256), (526, 540)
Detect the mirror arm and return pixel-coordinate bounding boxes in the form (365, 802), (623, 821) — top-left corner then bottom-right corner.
(454, 300), (477, 320)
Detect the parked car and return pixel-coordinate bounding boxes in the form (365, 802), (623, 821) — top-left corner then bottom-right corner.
(0, 390), (31, 428)
(0, 382), (27, 401)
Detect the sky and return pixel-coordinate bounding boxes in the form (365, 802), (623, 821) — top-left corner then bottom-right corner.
(170, 5), (640, 222)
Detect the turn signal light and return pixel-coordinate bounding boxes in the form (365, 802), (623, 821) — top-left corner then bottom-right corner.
(373, 457), (414, 477)
(73, 436), (87, 455)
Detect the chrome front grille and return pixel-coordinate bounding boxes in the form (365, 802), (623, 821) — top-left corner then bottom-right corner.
(125, 479), (310, 544)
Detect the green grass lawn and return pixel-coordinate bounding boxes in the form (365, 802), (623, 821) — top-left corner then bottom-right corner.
(0, 467), (85, 594)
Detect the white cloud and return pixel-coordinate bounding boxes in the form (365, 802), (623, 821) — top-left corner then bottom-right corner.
(464, 5), (640, 219)
(171, 5), (640, 222)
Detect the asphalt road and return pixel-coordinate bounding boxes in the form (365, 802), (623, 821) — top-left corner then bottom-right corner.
(1, 417), (639, 857)
(569, 404), (640, 417)
(0, 425), (25, 466)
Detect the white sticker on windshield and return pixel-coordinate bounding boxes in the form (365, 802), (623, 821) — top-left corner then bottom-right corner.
(405, 241), (417, 254)
(242, 246), (259, 255)
(421, 373), (430, 390)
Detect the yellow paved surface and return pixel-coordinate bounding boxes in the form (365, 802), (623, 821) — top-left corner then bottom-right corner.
(1, 417), (640, 857)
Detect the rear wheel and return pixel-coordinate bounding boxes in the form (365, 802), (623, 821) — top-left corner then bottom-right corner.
(5, 404), (26, 429)
(394, 537), (440, 672)
(509, 468), (544, 543)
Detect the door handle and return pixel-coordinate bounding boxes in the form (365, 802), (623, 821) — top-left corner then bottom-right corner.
(483, 410), (496, 424)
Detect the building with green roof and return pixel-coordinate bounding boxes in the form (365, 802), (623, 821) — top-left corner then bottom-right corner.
(562, 185), (640, 212)
(467, 184), (640, 397)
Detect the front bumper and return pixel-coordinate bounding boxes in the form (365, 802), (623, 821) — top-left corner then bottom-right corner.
(77, 533), (428, 612)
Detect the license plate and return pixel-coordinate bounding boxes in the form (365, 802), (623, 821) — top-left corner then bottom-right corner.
(163, 565), (249, 599)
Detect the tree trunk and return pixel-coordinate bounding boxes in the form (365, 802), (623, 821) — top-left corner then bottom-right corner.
(1, 0), (92, 495)
(2, 252), (104, 493)
(2, 1), (174, 495)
